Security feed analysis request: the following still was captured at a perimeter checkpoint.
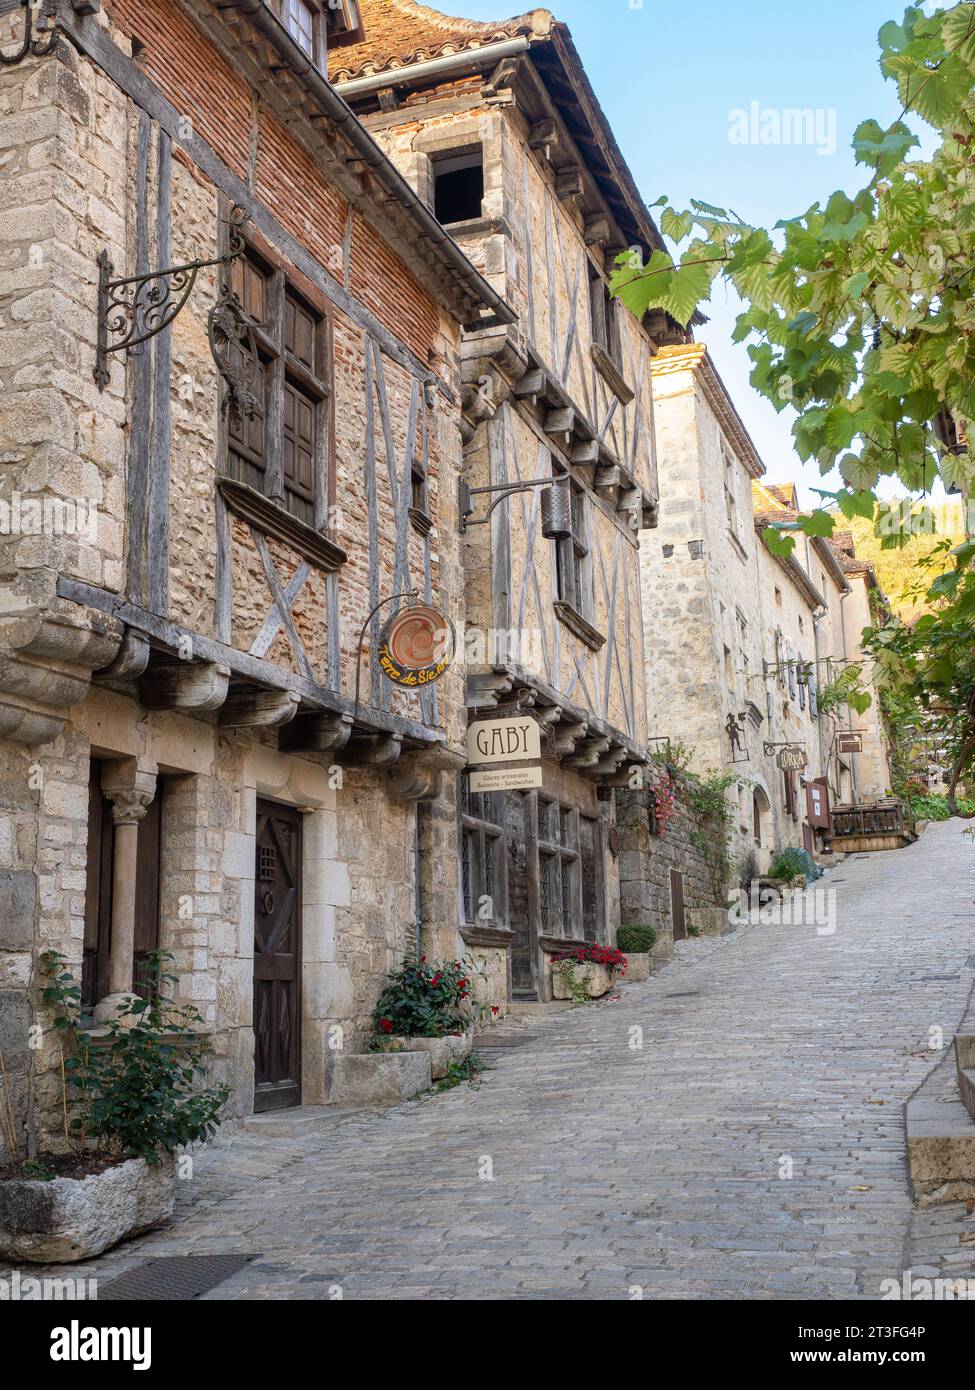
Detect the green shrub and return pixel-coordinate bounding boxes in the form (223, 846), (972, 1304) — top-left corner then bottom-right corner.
(768, 847), (809, 882)
(40, 950), (228, 1163)
(906, 791), (975, 821)
(617, 924), (658, 954)
(372, 956), (475, 1039)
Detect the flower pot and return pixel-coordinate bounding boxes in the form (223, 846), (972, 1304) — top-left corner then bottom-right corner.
(0, 1155), (175, 1264)
(386, 1030), (473, 1079)
(551, 961), (614, 1000)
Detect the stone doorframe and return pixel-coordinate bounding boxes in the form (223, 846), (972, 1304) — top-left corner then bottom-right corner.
(240, 745), (347, 1109)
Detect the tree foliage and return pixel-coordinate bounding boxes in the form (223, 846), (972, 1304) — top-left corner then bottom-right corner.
(612, 3), (975, 810)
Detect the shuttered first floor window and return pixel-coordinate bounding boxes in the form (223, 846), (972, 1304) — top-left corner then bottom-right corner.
(460, 787), (504, 927)
(224, 248), (331, 529)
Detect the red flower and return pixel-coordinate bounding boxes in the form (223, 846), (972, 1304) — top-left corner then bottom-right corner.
(431, 972), (442, 987)
(491, 1005), (499, 1016)
(379, 1018), (393, 1034)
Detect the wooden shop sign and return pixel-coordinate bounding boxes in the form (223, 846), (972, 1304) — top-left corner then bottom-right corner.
(377, 605), (455, 688)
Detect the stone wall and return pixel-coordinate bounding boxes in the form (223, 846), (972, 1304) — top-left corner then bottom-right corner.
(0, 3), (482, 1158)
(617, 784), (731, 951)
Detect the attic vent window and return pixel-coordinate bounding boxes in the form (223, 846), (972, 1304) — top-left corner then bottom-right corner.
(325, 0), (361, 44)
(434, 151), (484, 226)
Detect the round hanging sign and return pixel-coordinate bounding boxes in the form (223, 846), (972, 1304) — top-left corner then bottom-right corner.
(376, 605), (455, 688)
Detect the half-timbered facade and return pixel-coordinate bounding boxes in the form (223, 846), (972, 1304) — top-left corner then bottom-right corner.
(332, 1), (661, 1000)
(0, 0), (512, 1143)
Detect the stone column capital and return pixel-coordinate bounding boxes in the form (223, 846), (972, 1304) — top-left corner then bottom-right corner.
(101, 759), (157, 826)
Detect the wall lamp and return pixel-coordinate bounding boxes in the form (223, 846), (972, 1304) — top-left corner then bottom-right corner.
(459, 475), (571, 538)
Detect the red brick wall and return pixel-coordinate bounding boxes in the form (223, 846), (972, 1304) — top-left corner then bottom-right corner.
(104, 0), (440, 361)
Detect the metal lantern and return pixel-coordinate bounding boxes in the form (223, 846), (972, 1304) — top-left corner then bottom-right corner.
(540, 481), (572, 540)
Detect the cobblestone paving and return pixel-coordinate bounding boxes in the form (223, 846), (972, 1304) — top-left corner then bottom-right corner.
(36, 821), (975, 1299)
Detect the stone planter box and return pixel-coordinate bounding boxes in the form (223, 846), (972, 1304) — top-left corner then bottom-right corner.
(551, 961), (615, 1000)
(0, 1155), (175, 1264)
(622, 952), (652, 982)
(330, 1051), (432, 1106)
(386, 1031), (473, 1079)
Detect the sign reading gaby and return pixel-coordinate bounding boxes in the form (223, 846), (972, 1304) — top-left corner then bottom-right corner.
(466, 716), (541, 766)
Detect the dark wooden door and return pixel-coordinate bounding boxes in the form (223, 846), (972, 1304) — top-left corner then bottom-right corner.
(670, 868), (687, 943)
(253, 800), (302, 1112)
(506, 793), (536, 998)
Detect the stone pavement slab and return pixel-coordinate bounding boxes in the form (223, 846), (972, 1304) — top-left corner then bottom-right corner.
(7, 820), (975, 1300)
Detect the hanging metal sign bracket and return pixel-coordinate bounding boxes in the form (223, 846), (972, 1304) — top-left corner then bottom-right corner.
(0, 1), (59, 68)
(94, 206), (248, 390)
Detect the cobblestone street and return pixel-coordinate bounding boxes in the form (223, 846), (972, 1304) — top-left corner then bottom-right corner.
(42, 821), (975, 1300)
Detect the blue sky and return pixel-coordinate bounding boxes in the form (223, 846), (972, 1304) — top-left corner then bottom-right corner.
(443, 0), (948, 506)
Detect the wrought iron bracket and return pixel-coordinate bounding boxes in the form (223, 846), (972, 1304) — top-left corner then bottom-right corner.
(458, 475), (569, 534)
(763, 740), (804, 757)
(94, 206), (247, 391)
(0, 1), (59, 67)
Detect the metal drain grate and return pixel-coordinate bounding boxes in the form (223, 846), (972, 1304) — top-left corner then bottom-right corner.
(99, 1254), (256, 1301)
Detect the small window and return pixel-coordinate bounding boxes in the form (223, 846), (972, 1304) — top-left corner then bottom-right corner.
(433, 151), (484, 225)
(774, 586), (783, 607)
(460, 788), (504, 927)
(723, 446), (740, 539)
(281, 0), (318, 60)
(589, 262), (620, 366)
(537, 798), (579, 939)
(225, 248), (330, 527)
(325, 0), (361, 45)
(555, 481), (592, 619)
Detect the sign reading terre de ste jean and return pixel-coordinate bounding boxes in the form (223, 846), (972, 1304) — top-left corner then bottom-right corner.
(376, 605), (454, 688)
(467, 717), (543, 793)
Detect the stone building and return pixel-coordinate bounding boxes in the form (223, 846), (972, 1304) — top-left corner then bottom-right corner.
(330, 1), (663, 1001)
(753, 483), (892, 811)
(641, 343), (887, 888)
(829, 530), (894, 800)
(0, 0), (517, 1144)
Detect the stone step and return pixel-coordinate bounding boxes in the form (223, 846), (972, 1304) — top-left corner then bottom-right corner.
(242, 1105), (362, 1138)
(507, 1000), (574, 1018)
(954, 1035), (975, 1124)
(906, 1051), (975, 1206)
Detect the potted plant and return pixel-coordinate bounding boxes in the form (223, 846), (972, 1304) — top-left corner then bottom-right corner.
(616, 924), (658, 982)
(0, 950), (228, 1263)
(369, 956), (479, 1079)
(550, 944), (627, 1001)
